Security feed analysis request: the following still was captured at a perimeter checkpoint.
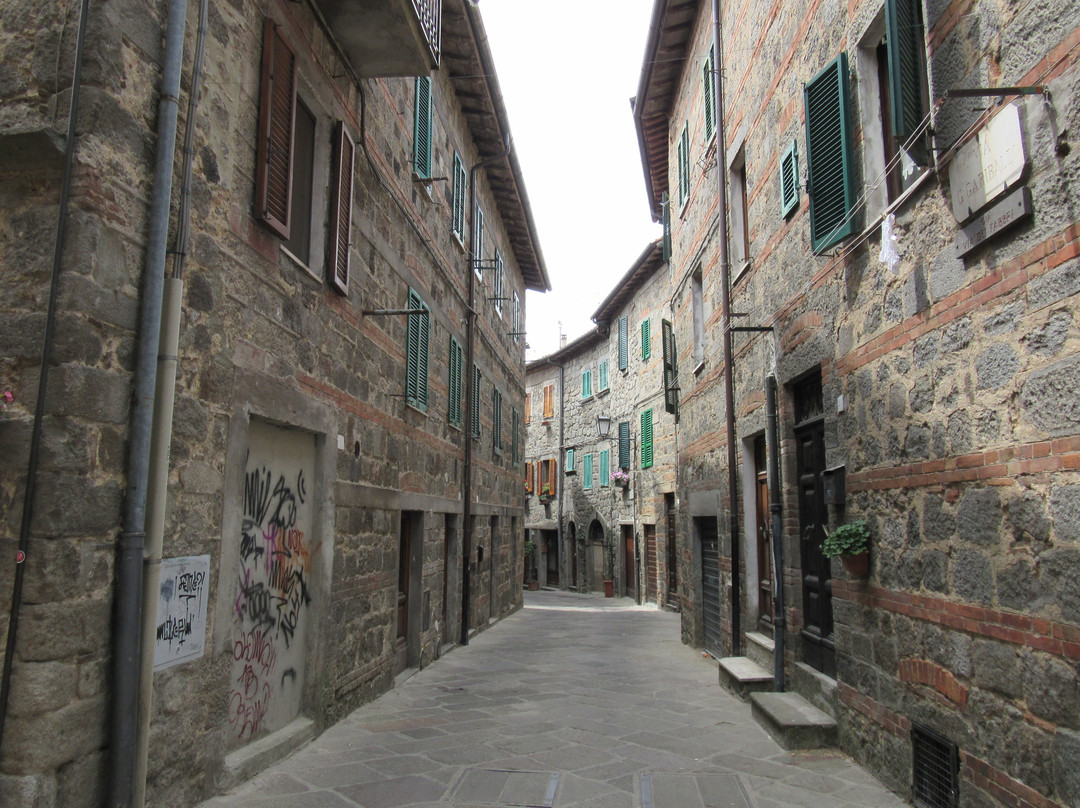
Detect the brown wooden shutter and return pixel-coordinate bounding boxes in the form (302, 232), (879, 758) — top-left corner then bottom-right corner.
(547, 459), (557, 487)
(327, 121), (354, 295)
(525, 461), (533, 493)
(525, 392), (531, 424)
(255, 19), (297, 239)
(543, 384), (554, 419)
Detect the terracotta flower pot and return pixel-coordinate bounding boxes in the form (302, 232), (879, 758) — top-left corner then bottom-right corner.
(841, 551), (869, 576)
(603, 580), (614, 598)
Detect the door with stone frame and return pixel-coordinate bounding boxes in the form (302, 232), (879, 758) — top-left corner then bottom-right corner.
(754, 435), (774, 635)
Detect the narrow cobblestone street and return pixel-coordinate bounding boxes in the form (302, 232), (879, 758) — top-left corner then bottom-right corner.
(200, 590), (908, 808)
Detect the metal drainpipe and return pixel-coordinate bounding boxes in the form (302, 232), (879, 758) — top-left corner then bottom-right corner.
(0, 0), (92, 759)
(132, 0), (208, 803)
(766, 374), (785, 690)
(711, 0), (741, 655)
(109, 0), (189, 803)
(461, 136), (511, 647)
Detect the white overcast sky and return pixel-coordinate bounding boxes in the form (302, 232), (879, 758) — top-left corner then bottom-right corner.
(478, 0), (662, 361)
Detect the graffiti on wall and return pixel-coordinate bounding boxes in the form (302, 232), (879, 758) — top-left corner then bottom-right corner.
(154, 555), (211, 671)
(230, 422), (315, 742)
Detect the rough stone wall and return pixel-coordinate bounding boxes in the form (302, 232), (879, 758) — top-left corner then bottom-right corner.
(0, 0), (531, 804)
(655, 0), (1080, 803)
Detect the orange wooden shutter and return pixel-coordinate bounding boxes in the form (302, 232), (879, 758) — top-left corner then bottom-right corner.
(525, 392), (531, 424)
(327, 121), (354, 295)
(525, 461), (533, 493)
(543, 384), (554, 418)
(255, 19), (297, 239)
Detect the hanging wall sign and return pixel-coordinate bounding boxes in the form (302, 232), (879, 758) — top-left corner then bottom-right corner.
(948, 103), (1027, 223)
(954, 187), (1033, 258)
(154, 555), (211, 671)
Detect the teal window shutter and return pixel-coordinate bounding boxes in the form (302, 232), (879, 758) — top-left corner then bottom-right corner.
(618, 421), (630, 469)
(471, 366), (481, 438)
(641, 319), (651, 361)
(413, 77), (432, 180)
(581, 369), (592, 399)
(677, 124), (690, 207)
(473, 206), (485, 276)
(886, 0), (927, 142)
(618, 316), (628, 370)
(451, 152), (466, 240)
(641, 409), (654, 469)
(493, 387), (502, 453)
(662, 319), (679, 421)
(584, 454), (593, 490)
(661, 193), (672, 262)
(566, 448), (575, 472)
(448, 336), (463, 426)
(780, 140), (800, 218)
(598, 360), (609, 392)
(703, 45), (716, 140)
(804, 53), (856, 253)
(405, 288), (429, 411)
(600, 450), (610, 487)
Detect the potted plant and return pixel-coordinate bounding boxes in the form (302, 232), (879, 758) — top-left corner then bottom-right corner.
(538, 483), (552, 503)
(822, 519), (871, 576)
(523, 537), (538, 589)
(611, 469), (630, 488)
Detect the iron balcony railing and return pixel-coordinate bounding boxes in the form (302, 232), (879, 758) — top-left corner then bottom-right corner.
(411, 0), (441, 66)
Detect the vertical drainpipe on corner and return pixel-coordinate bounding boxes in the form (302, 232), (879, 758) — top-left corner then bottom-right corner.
(712, 0), (741, 656)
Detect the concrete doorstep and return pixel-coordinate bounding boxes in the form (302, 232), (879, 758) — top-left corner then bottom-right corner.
(750, 691), (838, 750)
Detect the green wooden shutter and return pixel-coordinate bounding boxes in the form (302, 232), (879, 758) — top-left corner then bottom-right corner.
(804, 53), (856, 253)
(886, 0), (927, 142)
(473, 206), (485, 276)
(493, 387), (502, 453)
(413, 76), (432, 179)
(780, 139), (799, 218)
(566, 448), (575, 472)
(618, 422), (630, 469)
(471, 366), (481, 438)
(584, 454), (593, 490)
(677, 124), (690, 207)
(452, 151), (466, 239)
(448, 336), (462, 426)
(641, 409), (654, 469)
(618, 316), (628, 370)
(494, 250), (504, 315)
(661, 193), (672, 262)
(641, 319), (651, 361)
(703, 45), (716, 140)
(600, 450), (610, 487)
(406, 289), (429, 411)
(662, 319), (679, 420)
(598, 360), (609, 392)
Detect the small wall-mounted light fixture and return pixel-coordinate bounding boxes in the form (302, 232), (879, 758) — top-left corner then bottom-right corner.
(596, 415), (612, 439)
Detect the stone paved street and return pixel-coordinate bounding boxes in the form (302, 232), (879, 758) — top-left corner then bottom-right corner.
(200, 591), (909, 808)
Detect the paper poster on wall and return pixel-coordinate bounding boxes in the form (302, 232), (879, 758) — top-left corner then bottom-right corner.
(154, 555), (211, 672)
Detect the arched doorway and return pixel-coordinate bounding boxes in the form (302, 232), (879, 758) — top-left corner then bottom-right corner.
(587, 519), (606, 592)
(568, 521), (578, 588)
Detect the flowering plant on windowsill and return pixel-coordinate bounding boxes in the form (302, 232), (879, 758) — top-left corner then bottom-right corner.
(610, 469), (630, 487)
(1, 390), (13, 413)
(539, 484), (552, 501)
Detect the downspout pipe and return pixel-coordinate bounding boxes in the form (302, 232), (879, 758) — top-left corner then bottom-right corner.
(110, 0), (189, 804)
(0, 0), (92, 759)
(711, 0), (741, 655)
(766, 374), (785, 690)
(461, 135), (512, 647)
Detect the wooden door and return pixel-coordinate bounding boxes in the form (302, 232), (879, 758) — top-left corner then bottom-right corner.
(622, 524), (636, 600)
(645, 524), (658, 603)
(665, 493), (679, 610)
(395, 513), (411, 675)
(755, 434), (774, 633)
(698, 517), (723, 657)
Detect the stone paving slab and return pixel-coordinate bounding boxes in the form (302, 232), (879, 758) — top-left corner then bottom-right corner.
(198, 591), (909, 808)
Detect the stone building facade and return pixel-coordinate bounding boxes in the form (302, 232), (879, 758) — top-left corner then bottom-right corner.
(634, 0), (1079, 806)
(0, 0), (547, 805)
(524, 242), (681, 609)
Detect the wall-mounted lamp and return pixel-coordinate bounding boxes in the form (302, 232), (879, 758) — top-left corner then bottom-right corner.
(596, 415), (611, 439)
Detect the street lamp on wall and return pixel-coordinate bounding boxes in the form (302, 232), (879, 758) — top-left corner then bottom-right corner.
(596, 415), (611, 439)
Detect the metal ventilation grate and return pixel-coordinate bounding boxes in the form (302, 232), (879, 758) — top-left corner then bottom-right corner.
(912, 724), (959, 808)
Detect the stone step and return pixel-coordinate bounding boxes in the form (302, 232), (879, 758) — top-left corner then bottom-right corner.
(717, 656), (774, 700)
(744, 631), (775, 670)
(750, 692), (838, 750)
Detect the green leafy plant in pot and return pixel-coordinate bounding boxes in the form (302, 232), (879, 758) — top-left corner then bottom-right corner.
(822, 519), (871, 576)
(522, 537), (538, 589)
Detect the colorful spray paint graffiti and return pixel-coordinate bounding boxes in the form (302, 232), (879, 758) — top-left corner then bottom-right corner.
(230, 422), (315, 742)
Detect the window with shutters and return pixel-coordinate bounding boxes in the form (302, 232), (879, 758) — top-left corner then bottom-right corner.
(547, 459), (557, 491)
(494, 250), (504, 316)
(641, 319), (651, 361)
(779, 140), (800, 218)
(471, 366), (482, 439)
(525, 391), (531, 424)
(641, 409), (654, 469)
(662, 319), (679, 421)
(512, 409), (520, 466)
(600, 450), (610, 487)
(618, 316), (629, 371)
(661, 193), (672, 262)
(805, 53), (856, 253)
(413, 76), (433, 180)
(451, 151), (466, 242)
(473, 205), (485, 278)
(730, 146), (749, 271)
(326, 122), (354, 295)
(525, 461), (533, 493)
(543, 383), (555, 419)
(566, 448), (575, 473)
(584, 454), (593, 490)
(677, 123), (691, 208)
(405, 289), (430, 412)
(598, 360), (609, 393)
(448, 336), (463, 427)
(493, 387), (502, 454)
(702, 45), (716, 142)
(512, 291), (521, 343)
(581, 369), (593, 399)
(618, 421), (631, 469)
(691, 270), (705, 369)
